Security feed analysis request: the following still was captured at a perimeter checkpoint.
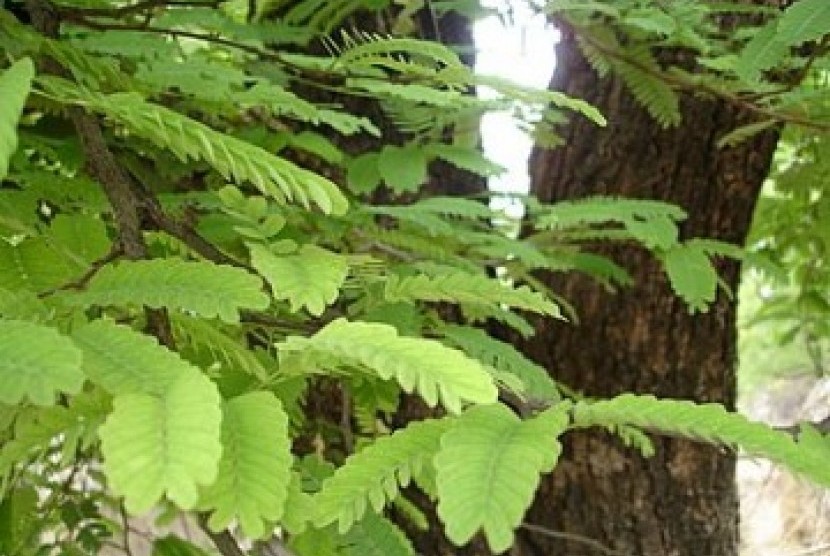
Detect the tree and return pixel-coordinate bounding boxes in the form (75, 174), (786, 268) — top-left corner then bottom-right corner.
(0, 1), (828, 556)
(507, 3), (830, 554)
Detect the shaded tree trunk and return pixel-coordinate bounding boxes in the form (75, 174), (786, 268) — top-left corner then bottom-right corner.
(511, 24), (779, 556)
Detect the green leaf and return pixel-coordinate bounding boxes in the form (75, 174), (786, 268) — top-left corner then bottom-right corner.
(65, 259), (270, 323)
(279, 319), (498, 413)
(347, 153), (382, 193)
(0, 487), (38, 555)
(170, 314), (270, 381)
(439, 325), (560, 403)
(99, 368), (223, 513)
(199, 392), (292, 539)
(0, 287), (51, 322)
(378, 145), (428, 193)
(662, 243), (718, 313)
(435, 404), (570, 553)
(153, 535), (212, 556)
(314, 419), (450, 531)
(573, 394), (830, 488)
(534, 196), (685, 249)
(385, 269), (560, 317)
(250, 243), (348, 316)
(775, 0), (830, 50)
(0, 320), (83, 406)
(288, 131), (344, 164)
(424, 144), (506, 177)
(281, 473), (315, 535)
(613, 46), (680, 127)
(40, 79), (348, 215)
(72, 319), (198, 395)
(0, 58), (35, 181)
(737, 0), (830, 80)
(341, 513), (414, 556)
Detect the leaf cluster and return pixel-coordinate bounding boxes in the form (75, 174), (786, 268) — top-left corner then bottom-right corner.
(0, 1), (828, 554)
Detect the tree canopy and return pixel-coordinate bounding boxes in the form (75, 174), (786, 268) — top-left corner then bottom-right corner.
(0, 0), (828, 554)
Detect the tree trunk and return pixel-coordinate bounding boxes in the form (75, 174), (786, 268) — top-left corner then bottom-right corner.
(512, 25), (779, 556)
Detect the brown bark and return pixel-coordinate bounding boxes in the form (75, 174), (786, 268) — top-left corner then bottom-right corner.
(511, 26), (780, 556)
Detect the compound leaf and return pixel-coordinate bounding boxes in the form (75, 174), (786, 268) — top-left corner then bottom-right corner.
(435, 404), (570, 553)
(250, 243), (348, 316)
(99, 368), (223, 514)
(0, 58), (34, 180)
(72, 319), (197, 396)
(314, 419), (450, 532)
(199, 392), (292, 539)
(66, 259), (269, 323)
(573, 394), (830, 489)
(0, 320), (83, 406)
(279, 319), (497, 413)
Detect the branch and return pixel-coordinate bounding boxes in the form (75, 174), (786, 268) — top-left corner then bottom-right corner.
(60, 15), (329, 81)
(55, 0), (219, 18)
(579, 32), (830, 133)
(25, 0), (174, 347)
(198, 515), (299, 556)
(128, 180), (249, 269)
(38, 244), (124, 297)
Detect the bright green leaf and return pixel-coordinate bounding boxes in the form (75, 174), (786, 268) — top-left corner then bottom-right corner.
(279, 319), (498, 413)
(314, 419), (450, 531)
(65, 259), (270, 323)
(435, 404), (570, 553)
(99, 368), (223, 513)
(250, 243), (348, 316)
(0, 320), (83, 406)
(72, 319), (197, 395)
(662, 243), (718, 313)
(378, 145), (428, 193)
(0, 58), (34, 181)
(200, 392), (292, 539)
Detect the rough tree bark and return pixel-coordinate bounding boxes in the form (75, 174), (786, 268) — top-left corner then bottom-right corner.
(508, 23), (780, 556)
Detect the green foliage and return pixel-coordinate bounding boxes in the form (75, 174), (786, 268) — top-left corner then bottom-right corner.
(0, 0), (827, 553)
(736, 0), (830, 81)
(438, 324), (560, 403)
(0, 57), (34, 180)
(0, 320), (84, 405)
(573, 394), (830, 488)
(65, 259), (270, 324)
(250, 243), (349, 316)
(72, 319), (197, 395)
(384, 267), (561, 317)
(661, 243), (720, 313)
(435, 403), (570, 552)
(532, 196), (686, 249)
(41, 77), (350, 215)
(99, 368), (223, 513)
(740, 129), (830, 388)
(313, 419), (449, 531)
(199, 392), (292, 538)
(279, 319), (498, 413)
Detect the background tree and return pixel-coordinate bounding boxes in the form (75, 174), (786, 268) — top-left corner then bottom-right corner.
(508, 2), (830, 554)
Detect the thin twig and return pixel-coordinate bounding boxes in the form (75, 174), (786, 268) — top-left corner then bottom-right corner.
(520, 522), (636, 556)
(60, 16), (326, 79)
(38, 244), (124, 297)
(56, 0), (219, 18)
(119, 502), (134, 556)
